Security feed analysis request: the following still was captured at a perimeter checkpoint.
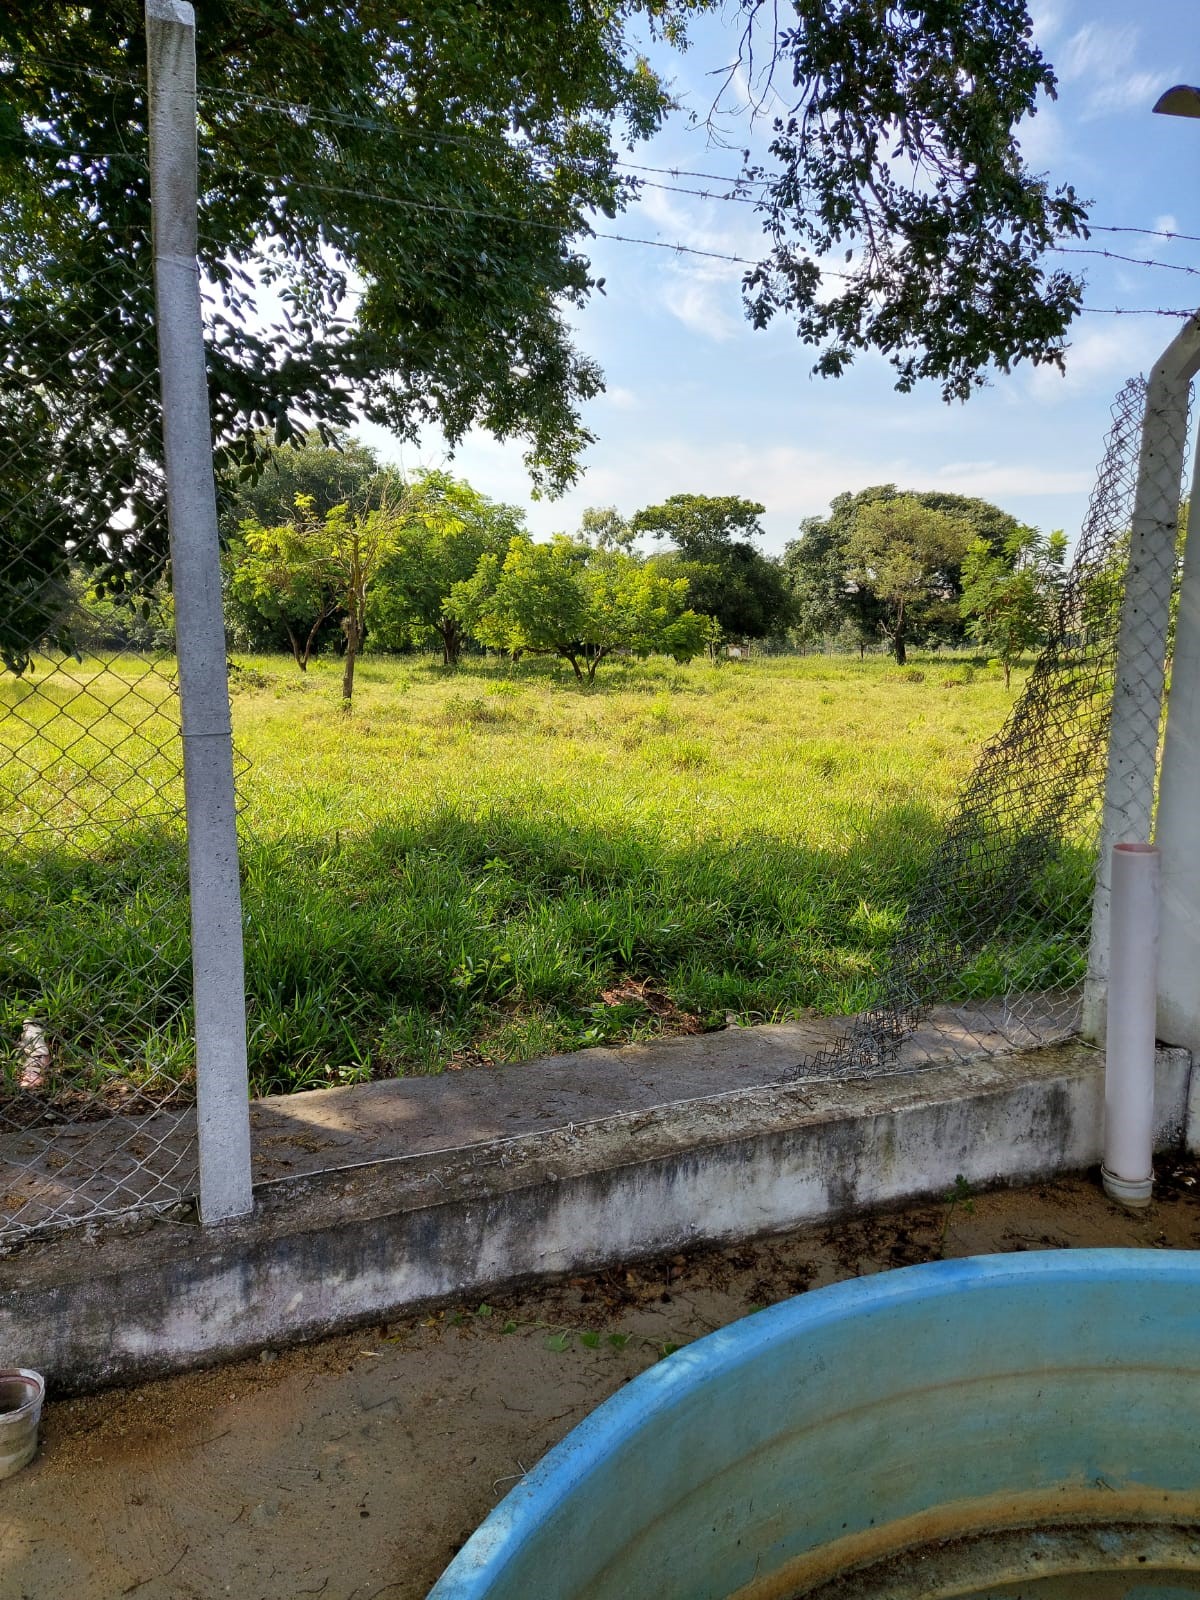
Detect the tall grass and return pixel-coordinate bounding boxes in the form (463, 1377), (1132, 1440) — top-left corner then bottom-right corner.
(2, 650), (1047, 1095)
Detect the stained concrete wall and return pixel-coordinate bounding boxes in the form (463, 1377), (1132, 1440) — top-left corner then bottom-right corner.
(0, 1042), (1190, 1392)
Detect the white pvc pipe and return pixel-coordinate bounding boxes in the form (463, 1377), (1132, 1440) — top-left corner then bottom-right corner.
(1102, 843), (1159, 1208)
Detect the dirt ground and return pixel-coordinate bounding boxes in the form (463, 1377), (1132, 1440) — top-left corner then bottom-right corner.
(4, 1163), (1200, 1600)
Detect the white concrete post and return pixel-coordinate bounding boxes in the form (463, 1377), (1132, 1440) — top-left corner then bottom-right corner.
(1155, 420), (1200, 1052)
(1082, 313), (1200, 1045)
(147, 0), (253, 1223)
(1102, 843), (1159, 1208)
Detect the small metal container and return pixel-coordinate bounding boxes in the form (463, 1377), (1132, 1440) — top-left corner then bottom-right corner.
(0, 1369), (44, 1479)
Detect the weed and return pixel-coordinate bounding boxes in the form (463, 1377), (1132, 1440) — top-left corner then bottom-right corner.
(939, 1174), (975, 1251)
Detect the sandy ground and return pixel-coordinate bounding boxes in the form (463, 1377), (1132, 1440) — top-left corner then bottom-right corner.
(4, 1162), (1200, 1600)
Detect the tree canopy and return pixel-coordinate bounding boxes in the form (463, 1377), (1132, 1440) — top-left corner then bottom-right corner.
(448, 535), (706, 680)
(0, 0), (682, 665)
(631, 494), (794, 641)
(960, 525), (1066, 685)
(845, 496), (973, 664)
(234, 490), (411, 703)
(1, 1), (1088, 672)
(368, 472), (528, 666)
(783, 485), (1025, 655)
(222, 431), (401, 661)
(736, 0), (1086, 398)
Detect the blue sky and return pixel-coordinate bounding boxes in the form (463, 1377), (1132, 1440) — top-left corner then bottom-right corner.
(362, 0), (1200, 556)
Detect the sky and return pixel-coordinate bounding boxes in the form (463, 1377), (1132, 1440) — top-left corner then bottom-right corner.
(359, 0), (1200, 556)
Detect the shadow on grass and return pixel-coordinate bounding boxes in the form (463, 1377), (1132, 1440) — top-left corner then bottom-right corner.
(1, 800), (1094, 1101)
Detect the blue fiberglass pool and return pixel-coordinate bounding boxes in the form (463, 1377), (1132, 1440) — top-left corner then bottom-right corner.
(428, 1250), (1200, 1600)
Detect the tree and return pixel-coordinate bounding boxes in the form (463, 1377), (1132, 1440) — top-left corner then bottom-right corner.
(235, 493), (409, 703)
(367, 473), (527, 666)
(845, 497), (973, 664)
(228, 509), (343, 672)
(222, 432), (402, 660)
(0, 2), (683, 664)
(960, 526), (1067, 686)
(734, 0), (1087, 399)
(448, 536), (705, 681)
(631, 495), (794, 640)
(784, 485), (1023, 653)
(218, 432), (393, 539)
(2, 3), (1088, 670)
(579, 507), (636, 553)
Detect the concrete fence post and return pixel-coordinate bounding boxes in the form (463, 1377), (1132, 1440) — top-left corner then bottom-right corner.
(1082, 313), (1200, 1046)
(1155, 412), (1200, 1052)
(146, 0), (253, 1223)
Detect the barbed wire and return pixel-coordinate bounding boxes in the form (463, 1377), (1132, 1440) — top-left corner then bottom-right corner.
(9, 56), (1198, 321)
(14, 53), (1200, 252)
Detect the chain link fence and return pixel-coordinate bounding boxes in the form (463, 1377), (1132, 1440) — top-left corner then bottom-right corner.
(1, 11), (1195, 1249)
(0, 225), (203, 1240)
(799, 368), (1193, 1080)
(1, 5), (253, 1245)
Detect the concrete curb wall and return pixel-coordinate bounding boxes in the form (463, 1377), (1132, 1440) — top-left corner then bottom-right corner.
(0, 1043), (1190, 1392)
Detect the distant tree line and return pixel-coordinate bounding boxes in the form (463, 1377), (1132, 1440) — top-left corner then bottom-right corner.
(46, 434), (1066, 700)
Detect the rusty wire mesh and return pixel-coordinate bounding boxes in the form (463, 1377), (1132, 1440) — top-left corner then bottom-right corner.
(800, 374), (1186, 1079)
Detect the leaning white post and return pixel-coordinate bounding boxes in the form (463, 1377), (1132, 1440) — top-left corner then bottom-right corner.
(1082, 313), (1200, 1045)
(147, 0), (253, 1223)
(1155, 410), (1200, 1052)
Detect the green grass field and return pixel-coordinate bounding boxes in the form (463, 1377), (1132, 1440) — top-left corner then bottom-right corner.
(2, 649), (1078, 1099)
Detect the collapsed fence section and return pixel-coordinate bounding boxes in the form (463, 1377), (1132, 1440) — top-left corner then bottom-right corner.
(803, 345), (1197, 1080)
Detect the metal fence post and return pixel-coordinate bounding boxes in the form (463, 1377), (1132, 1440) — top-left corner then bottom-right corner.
(1081, 314), (1200, 1044)
(146, 0), (253, 1222)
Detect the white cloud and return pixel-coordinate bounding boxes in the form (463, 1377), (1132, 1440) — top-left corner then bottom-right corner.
(1130, 214), (1179, 261)
(1054, 24), (1168, 120)
(1025, 321), (1164, 403)
(1027, 2), (1063, 46)
(927, 460), (1092, 497)
(1057, 22), (1138, 83)
(514, 438), (1090, 552)
(659, 275), (741, 341)
(1084, 70), (1168, 118)
(626, 184), (754, 341)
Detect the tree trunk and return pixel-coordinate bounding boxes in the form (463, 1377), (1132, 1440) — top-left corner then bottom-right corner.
(439, 620), (462, 668)
(893, 633), (907, 665)
(342, 614), (360, 704)
(285, 624), (306, 671)
(301, 613), (329, 670)
(561, 651), (584, 682)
